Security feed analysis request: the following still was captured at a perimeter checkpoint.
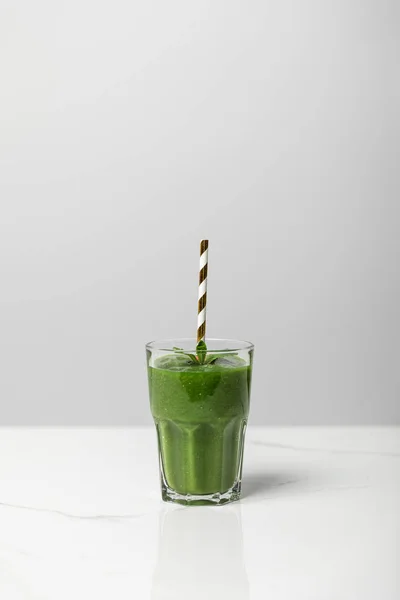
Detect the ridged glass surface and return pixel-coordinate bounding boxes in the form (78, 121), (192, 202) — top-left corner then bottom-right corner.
(147, 350), (252, 503)
(156, 418), (247, 495)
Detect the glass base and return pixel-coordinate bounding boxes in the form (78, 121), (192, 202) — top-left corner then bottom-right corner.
(161, 479), (242, 506)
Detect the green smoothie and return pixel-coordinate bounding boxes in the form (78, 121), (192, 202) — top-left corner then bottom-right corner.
(148, 353), (252, 499)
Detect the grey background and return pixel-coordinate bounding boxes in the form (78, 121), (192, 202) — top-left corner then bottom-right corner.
(0, 0), (399, 425)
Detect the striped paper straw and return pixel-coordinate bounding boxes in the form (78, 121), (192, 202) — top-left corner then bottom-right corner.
(197, 239), (209, 343)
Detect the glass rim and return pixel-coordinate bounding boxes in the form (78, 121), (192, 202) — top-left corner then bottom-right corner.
(145, 337), (254, 353)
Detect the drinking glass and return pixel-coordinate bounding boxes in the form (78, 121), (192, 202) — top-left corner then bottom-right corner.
(146, 338), (254, 505)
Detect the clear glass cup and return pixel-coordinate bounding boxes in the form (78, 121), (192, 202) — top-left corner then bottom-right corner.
(146, 338), (254, 505)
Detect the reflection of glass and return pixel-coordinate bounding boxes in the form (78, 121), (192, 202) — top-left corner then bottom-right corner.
(146, 338), (254, 506)
(152, 506), (249, 600)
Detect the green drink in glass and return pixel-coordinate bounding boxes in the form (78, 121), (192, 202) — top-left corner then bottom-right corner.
(147, 338), (253, 505)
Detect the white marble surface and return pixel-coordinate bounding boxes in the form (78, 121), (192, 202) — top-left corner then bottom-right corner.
(0, 427), (399, 599)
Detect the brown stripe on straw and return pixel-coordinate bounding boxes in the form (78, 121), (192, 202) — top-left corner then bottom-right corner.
(198, 292), (207, 313)
(199, 264), (208, 284)
(200, 239), (209, 254)
(197, 321), (206, 342)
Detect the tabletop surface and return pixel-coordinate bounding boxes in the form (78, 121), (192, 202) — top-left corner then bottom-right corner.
(0, 427), (399, 599)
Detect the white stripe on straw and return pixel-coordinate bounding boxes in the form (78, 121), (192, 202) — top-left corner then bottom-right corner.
(199, 248), (208, 270)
